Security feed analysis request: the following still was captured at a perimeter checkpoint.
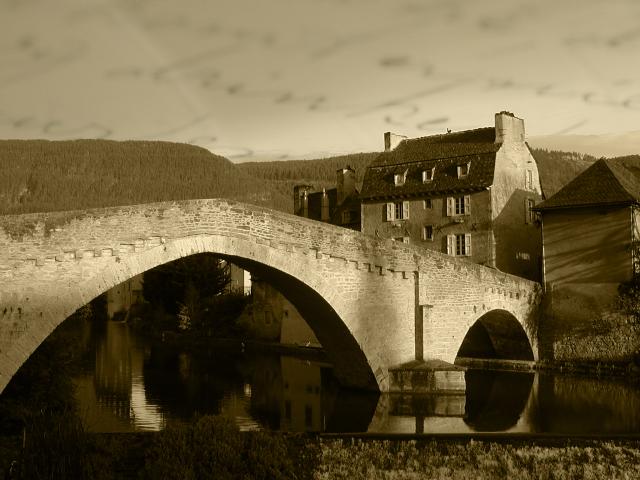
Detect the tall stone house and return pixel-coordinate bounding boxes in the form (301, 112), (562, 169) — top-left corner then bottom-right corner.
(293, 166), (362, 231)
(360, 112), (543, 281)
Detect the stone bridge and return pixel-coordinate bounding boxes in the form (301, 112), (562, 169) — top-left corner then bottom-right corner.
(0, 199), (541, 393)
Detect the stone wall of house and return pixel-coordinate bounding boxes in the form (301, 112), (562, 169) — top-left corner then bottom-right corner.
(0, 199), (540, 393)
(491, 141), (543, 281)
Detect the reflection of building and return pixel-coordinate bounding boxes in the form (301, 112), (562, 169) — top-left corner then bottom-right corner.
(106, 274), (143, 320)
(280, 357), (324, 432)
(360, 112), (543, 281)
(294, 166), (362, 231)
(240, 277), (320, 347)
(225, 263), (252, 295)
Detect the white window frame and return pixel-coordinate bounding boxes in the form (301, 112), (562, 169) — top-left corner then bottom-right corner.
(457, 163), (470, 178)
(526, 169), (533, 190)
(447, 195), (471, 216)
(386, 201), (410, 221)
(447, 233), (471, 256)
(525, 198), (535, 224)
(422, 167), (435, 183)
(394, 169), (408, 186)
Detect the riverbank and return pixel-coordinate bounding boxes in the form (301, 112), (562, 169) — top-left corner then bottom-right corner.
(3, 428), (640, 479)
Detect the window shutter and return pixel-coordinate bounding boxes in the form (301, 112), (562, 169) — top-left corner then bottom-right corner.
(447, 234), (454, 255)
(386, 203), (394, 221)
(465, 234), (472, 256)
(403, 201), (410, 220)
(422, 226), (426, 241)
(446, 197), (454, 216)
(464, 195), (471, 215)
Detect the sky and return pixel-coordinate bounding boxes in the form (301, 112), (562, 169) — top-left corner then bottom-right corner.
(1, 0), (640, 161)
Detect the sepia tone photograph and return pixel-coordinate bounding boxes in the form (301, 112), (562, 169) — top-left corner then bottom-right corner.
(1, 0), (640, 478)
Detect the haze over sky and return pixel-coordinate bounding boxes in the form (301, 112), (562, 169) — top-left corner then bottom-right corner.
(1, 0), (640, 161)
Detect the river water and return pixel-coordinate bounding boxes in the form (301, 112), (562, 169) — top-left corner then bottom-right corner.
(71, 320), (640, 435)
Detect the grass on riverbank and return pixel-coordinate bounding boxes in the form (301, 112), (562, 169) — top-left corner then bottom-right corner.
(3, 417), (640, 479)
(316, 438), (640, 479)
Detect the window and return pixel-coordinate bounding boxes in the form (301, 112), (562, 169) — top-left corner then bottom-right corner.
(526, 169), (534, 190)
(305, 405), (313, 428)
(447, 234), (471, 256)
(394, 169), (408, 186)
(393, 236), (410, 244)
(341, 210), (356, 224)
(423, 225), (433, 241)
(386, 201), (410, 221)
(423, 199), (432, 209)
(516, 252), (531, 260)
(422, 167), (435, 183)
(446, 195), (470, 216)
(525, 198), (535, 224)
(457, 163), (470, 178)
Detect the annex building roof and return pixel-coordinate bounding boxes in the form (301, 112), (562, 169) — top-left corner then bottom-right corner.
(535, 156), (640, 211)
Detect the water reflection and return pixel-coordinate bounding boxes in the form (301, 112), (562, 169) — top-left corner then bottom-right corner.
(73, 321), (640, 434)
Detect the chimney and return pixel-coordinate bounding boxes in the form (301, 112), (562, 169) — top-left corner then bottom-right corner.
(321, 188), (330, 222)
(494, 111), (525, 144)
(336, 166), (356, 205)
(384, 132), (407, 151)
(293, 184), (312, 216)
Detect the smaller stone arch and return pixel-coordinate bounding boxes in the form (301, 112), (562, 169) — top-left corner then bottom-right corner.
(456, 309), (534, 362)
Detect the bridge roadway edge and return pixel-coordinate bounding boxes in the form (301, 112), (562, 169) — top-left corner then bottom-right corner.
(0, 199), (541, 394)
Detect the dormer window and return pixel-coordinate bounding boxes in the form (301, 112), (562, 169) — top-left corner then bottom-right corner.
(457, 162), (470, 178)
(422, 167), (435, 183)
(394, 169), (408, 186)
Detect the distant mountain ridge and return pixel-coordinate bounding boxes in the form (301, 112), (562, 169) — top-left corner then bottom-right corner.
(0, 139), (290, 215)
(0, 140), (597, 217)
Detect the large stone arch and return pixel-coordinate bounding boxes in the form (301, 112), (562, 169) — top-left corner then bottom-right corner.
(455, 309), (535, 362)
(1, 234), (380, 394)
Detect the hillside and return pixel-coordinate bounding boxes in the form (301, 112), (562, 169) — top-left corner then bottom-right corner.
(528, 148), (597, 199)
(237, 152), (379, 211)
(0, 140), (290, 215)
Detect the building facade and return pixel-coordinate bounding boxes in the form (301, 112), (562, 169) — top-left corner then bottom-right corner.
(535, 157), (640, 289)
(360, 112), (543, 281)
(294, 166), (361, 231)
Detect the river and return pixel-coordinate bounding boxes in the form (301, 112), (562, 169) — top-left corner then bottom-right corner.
(72, 320), (640, 434)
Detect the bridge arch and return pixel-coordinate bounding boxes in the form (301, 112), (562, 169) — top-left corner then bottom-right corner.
(455, 309), (535, 362)
(2, 234), (380, 394)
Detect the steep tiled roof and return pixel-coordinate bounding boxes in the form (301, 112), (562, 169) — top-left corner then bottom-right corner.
(361, 127), (499, 200)
(535, 156), (640, 210)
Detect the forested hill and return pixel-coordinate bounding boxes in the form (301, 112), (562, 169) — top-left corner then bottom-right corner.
(529, 148), (597, 198)
(0, 140), (290, 215)
(237, 152), (380, 209)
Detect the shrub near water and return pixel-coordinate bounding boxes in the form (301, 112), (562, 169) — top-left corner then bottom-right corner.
(143, 416), (296, 480)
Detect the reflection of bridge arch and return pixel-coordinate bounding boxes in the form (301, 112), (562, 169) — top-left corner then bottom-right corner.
(455, 309), (535, 362)
(0, 199), (541, 393)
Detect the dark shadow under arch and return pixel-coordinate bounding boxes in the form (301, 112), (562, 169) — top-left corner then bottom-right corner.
(455, 309), (534, 361)
(187, 254), (379, 392)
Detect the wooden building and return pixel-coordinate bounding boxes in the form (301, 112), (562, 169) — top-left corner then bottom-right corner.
(535, 156), (640, 288)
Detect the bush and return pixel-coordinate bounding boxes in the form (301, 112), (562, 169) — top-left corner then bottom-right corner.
(143, 415), (296, 479)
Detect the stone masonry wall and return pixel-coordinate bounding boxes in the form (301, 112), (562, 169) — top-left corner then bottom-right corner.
(0, 199), (540, 393)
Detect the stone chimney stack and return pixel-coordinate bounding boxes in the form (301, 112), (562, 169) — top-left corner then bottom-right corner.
(384, 132), (407, 151)
(494, 111), (525, 144)
(321, 188), (330, 221)
(336, 166), (356, 205)
(293, 184), (312, 216)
